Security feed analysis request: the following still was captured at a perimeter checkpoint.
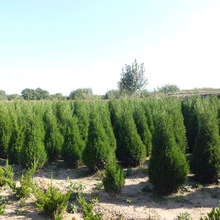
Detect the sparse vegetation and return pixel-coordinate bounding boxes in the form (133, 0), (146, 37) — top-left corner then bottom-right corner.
(102, 161), (125, 194)
(35, 179), (71, 219)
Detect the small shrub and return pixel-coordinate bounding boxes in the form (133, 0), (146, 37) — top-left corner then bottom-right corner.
(15, 207), (26, 215)
(0, 160), (14, 187)
(90, 197), (100, 205)
(13, 162), (37, 199)
(200, 201), (220, 220)
(67, 203), (78, 214)
(35, 179), (71, 219)
(177, 212), (192, 220)
(0, 196), (9, 205)
(0, 203), (6, 215)
(68, 181), (86, 200)
(77, 193), (102, 220)
(102, 162), (125, 195)
(126, 198), (132, 204)
(0, 195), (9, 215)
(93, 182), (103, 190)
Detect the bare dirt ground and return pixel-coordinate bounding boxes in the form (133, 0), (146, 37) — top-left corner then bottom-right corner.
(0, 159), (219, 220)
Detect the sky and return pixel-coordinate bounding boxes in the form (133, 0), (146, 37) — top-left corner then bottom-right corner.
(0, 0), (220, 96)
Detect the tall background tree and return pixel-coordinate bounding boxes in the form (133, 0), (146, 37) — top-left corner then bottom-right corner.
(69, 88), (93, 100)
(118, 59), (147, 96)
(21, 88), (50, 100)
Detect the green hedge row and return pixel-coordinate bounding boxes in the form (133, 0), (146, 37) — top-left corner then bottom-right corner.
(0, 96), (219, 195)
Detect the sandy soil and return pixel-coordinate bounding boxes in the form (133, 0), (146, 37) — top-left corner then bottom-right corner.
(0, 159), (219, 220)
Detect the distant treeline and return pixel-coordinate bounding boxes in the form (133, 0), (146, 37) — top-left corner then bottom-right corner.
(1, 85), (220, 101)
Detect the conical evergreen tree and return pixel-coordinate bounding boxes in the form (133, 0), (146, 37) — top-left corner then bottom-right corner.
(8, 102), (26, 164)
(133, 102), (152, 156)
(0, 103), (12, 158)
(167, 98), (187, 153)
(141, 100), (154, 133)
(103, 160), (125, 194)
(116, 103), (146, 167)
(73, 100), (90, 145)
(19, 106), (47, 169)
(43, 107), (64, 162)
(62, 116), (85, 168)
(181, 96), (199, 153)
(191, 98), (220, 183)
(54, 101), (73, 136)
(149, 110), (189, 195)
(83, 105), (115, 171)
(109, 99), (122, 143)
(97, 101), (116, 151)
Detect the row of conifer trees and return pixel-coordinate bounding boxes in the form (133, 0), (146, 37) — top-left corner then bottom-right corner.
(0, 96), (219, 195)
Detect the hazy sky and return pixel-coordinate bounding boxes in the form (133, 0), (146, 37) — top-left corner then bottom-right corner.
(1, 0), (220, 95)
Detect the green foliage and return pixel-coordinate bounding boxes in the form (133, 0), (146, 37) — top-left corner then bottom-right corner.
(0, 104), (12, 158)
(68, 181), (86, 200)
(67, 202), (78, 213)
(97, 101), (116, 151)
(0, 203), (6, 215)
(181, 96), (199, 153)
(21, 88), (50, 100)
(14, 162), (37, 199)
(43, 106), (64, 162)
(36, 179), (71, 219)
(191, 98), (220, 183)
(141, 100), (154, 133)
(0, 196), (9, 215)
(108, 99), (122, 143)
(0, 90), (6, 100)
(116, 101), (146, 166)
(77, 193), (103, 220)
(133, 102), (152, 156)
(177, 212), (192, 220)
(0, 160), (14, 187)
(149, 109), (189, 195)
(118, 59), (147, 95)
(157, 84), (180, 94)
(167, 98), (187, 153)
(102, 161), (125, 194)
(83, 104), (115, 171)
(73, 100), (90, 144)
(104, 90), (120, 99)
(54, 101), (73, 136)
(51, 93), (66, 101)
(7, 94), (22, 100)
(7, 102), (25, 164)
(62, 116), (85, 168)
(200, 201), (220, 220)
(69, 88), (93, 100)
(18, 104), (47, 169)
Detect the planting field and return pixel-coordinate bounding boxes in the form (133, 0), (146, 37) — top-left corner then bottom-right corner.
(0, 158), (219, 220)
(0, 96), (219, 219)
